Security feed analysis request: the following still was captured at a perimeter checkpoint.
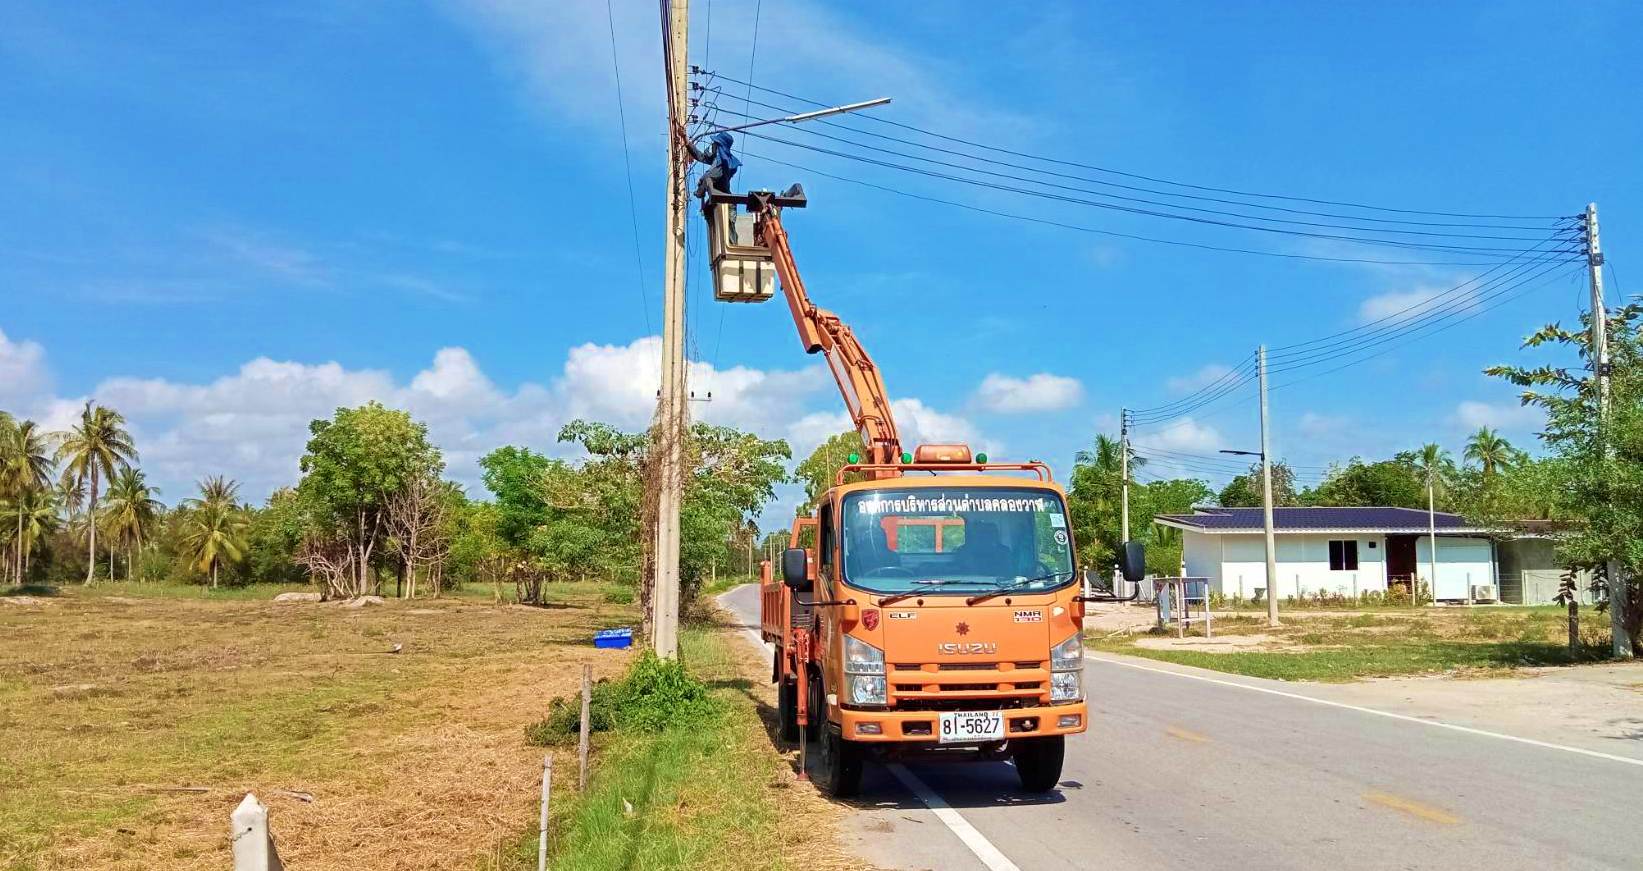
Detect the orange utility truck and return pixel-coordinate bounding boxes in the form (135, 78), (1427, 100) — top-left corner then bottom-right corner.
(705, 185), (1145, 796)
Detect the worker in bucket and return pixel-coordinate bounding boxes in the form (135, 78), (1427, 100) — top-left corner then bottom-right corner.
(688, 131), (741, 199)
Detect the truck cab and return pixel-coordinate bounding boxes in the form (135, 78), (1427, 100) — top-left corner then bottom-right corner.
(763, 448), (1126, 796)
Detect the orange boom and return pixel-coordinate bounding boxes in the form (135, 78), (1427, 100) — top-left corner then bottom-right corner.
(706, 184), (1145, 796)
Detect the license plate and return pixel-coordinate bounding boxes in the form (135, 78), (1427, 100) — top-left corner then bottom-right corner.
(937, 710), (1004, 744)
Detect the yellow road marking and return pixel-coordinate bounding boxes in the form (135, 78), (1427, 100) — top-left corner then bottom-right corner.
(1164, 726), (1209, 743)
(1363, 791), (1461, 826)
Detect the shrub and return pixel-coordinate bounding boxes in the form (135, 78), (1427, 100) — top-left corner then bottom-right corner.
(523, 652), (716, 747)
(603, 588), (635, 605)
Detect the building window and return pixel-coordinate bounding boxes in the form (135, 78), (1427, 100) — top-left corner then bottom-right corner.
(1328, 539), (1359, 571)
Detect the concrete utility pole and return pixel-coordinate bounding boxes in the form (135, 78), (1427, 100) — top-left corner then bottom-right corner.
(1119, 409), (1131, 544)
(651, 0), (689, 658)
(1257, 346), (1280, 628)
(1426, 474), (1438, 607)
(1587, 203), (1629, 659)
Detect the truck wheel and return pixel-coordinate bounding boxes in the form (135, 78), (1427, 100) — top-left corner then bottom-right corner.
(777, 678), (800, 743)
(817, 723), (863, 797)
(1011, 736), (1065, 793)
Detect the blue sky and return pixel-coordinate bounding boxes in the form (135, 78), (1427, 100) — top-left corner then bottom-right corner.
(1, 1), (1638, 522)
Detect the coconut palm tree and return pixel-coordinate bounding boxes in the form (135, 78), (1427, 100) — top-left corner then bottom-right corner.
(56, 475), (85, 523)
(191, 474), (241, 511)
(182, 500), (247, 589)
(0, 418), (55, 584)
(103, 468), (163, 582)
(55, 402), (137, 583)
(1, 489), (59, 583)
(1463, 427), (1518, 480)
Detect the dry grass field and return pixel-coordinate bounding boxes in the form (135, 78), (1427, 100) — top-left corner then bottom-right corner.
(0, 585), (868, 871)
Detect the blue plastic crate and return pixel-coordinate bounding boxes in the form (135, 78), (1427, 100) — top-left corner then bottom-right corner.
(594, 628), (634, 649)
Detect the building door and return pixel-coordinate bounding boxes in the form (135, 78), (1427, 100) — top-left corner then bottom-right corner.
(1385, 534), (1417, 592)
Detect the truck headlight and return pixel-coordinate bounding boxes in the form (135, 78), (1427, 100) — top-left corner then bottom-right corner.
(844, 635), (885, 675)
(1050, 670), (1082, 702)
(1050, 633), (1083, 671)
(850, 674), (887, 705)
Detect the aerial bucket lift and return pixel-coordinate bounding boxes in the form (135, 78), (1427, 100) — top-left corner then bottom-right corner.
(703, 185), (805, 303)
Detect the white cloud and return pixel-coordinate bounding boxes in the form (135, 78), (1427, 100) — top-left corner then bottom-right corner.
(0, 328), (51, 407)
(1165, 363), (1235, 395)
(1, 325), (997, 511)
(972, 372), (1083, 414)
(1142, 417), (1223, 452)
(1454, 399), (1542, 432)
(1358, 283), (1477, 323)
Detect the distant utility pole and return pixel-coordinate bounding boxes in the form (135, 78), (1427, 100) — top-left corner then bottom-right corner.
(1587, 203), (1629, 659)
(651, 0), (689, 658)
(1426, 473), (1438, 607)
(1119, 409), (1131, 544)
(1258, 345), (1279, 628)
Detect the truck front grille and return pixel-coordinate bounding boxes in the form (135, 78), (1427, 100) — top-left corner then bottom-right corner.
(886, 660), (1050, 709)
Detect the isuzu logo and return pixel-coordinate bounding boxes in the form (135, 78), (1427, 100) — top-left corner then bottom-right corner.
(938, 642), (998, 655)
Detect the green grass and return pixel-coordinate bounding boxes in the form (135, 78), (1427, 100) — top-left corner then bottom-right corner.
(1093, 607), (1610, 682)
(505, 628), (800, 871)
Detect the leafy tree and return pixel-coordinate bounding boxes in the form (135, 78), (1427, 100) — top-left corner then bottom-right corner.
(1217, 462), (1297, 508)
(244, 488), (309, 586)
(55, 402), (137, 583)
(1066, 433), (1203, 575)
(793, 431), (865, 515)
(478, 445), (556, 549)
(297, 402), (443, 597)
(1303, 459), (1424, 508)
(102, 467), (162, 581)
(1487, 301), (1643, 653)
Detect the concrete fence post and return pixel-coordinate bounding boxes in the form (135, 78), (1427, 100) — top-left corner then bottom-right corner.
(231, 793), (283, 871)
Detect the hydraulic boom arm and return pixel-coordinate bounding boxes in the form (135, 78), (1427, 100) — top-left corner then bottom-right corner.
(754, 206), (902, 467)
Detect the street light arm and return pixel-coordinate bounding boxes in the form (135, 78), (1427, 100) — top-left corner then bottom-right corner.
(693, 97), (892, 141)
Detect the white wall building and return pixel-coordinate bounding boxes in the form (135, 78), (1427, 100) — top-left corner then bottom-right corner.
(1156, 507), (1500, 601)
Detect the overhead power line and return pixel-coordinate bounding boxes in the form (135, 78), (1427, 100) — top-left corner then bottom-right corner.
(703, 100), (1576, 240)
(739, 129), (1573, 257)
(738, 151), (1543, 268)
(703, 71), (1574, 222)
(607, 0), (651, 335)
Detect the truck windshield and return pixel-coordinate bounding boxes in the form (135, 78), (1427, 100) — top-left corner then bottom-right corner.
(840, 486), (1075, 595)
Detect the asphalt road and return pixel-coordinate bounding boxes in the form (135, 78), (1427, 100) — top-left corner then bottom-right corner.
(720, 584), (1642, 871)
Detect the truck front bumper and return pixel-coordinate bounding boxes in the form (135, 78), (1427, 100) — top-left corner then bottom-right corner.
(836, 701), (1088, 744)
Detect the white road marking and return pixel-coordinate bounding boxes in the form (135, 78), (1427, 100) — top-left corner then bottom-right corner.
(1086, 654), (1643, 769)
(886, 763), (1023, 871)
(717, 588), (1023, 871)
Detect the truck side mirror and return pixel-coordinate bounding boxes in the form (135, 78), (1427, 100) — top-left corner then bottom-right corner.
(781, 548), (811, 591)
(1121, 541), (1146, 584)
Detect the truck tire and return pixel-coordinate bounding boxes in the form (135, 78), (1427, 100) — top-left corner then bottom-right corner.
(777, 678), (800, 743)
(1011, 736), (1065, 793)
(817, 723), (863, 797)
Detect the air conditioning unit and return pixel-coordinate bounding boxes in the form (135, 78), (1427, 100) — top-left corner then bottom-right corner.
(1470, 584), (1498, 603)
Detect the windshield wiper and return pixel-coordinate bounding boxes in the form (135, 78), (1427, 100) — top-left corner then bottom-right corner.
(876, 579), (974, 607)
(965, 571), (1076, 605)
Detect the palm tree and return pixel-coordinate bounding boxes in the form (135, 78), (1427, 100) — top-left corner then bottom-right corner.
(56, 475), (85, 523)
(0, 418), (55, 584)
(192, 475), (241, 511)
(182, 500), (247, 589)
(1, 489), (59, 583)
(103, 468), (162, 582)
(55, 402), (137, 583)
(1412, 443), (1452, 499)
(1463, 427), (1517, 480)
